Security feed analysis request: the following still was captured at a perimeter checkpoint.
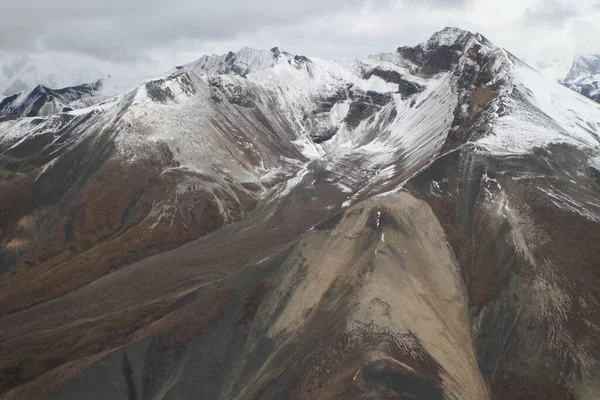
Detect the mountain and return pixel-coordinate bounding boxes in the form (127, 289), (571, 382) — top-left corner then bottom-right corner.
(0, 53), (105, 97)
(0, 81), (105, 121)
(1, 27), (600, 399)
(172, 46), (295, 76)
(561, 54), (600, 103)
(0, 75), (152, 121)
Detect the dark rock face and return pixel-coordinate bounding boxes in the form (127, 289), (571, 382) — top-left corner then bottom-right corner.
(310, 127), (337, 144)
(393, 27), (510, 153)
(399, 42), (463, 75)
(143, 74), (196, 104)
(292, 55), (312, 69)
(443, 39), (509, 152)
(397, 78), (424, 98)
(317, 87), (349, 114)
(145, 81), (176, 103)
(302, 87), (349, 144)
(582, 85), (600, 103)
(208, 76), (255, 107)
(362, 67), (425, 99)
(398, 28), (474, 76)
(344, 89), (393, 129)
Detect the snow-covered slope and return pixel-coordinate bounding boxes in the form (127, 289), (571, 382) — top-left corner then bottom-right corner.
(561, 54), (600, 103)
(173, 46), (292, 76)
(478, 63), (600, 154)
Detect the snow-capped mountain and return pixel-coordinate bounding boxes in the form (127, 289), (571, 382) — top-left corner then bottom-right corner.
(0, 81), (106, 121)
(172, 46), (296, 76)
(561, 53), (600, 103)
(0, 74), (154, 121)
(0, 53), (105, 97)
(1, 28), (600, 400)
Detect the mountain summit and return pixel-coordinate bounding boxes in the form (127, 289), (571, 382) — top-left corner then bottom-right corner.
(1, 28), (600, 400)
(174, 46), (298, 77)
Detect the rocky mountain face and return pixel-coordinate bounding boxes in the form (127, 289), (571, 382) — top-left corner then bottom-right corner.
(562, 54), (600, 103)
(1, 27), (600, 399)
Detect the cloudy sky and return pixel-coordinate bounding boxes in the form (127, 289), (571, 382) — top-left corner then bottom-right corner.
(1, 0), (600, 80)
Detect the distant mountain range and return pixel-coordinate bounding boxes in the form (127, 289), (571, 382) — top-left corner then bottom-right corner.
(561, 54), (600, 103)
(2, 47), (599, 113)
(0, 53), (104, 97)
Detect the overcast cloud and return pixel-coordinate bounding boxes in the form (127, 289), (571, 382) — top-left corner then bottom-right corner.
(521, 0), (580, 28)
(1, 0), (599, 79)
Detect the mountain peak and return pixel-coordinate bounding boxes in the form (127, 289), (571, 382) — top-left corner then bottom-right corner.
(424, 26), (477, 48)
(396, 26), (499, 76)
(178, 46), (296, 77)
(31, 84), (48, 95)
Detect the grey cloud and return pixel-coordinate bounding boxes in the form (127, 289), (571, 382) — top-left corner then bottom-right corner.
(0, 0), (475, 63)
(521, 0), (580, 27)
(1, 0), (398, 61)
(413, 0), (472, 8)
(2, 0), (596, 81)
